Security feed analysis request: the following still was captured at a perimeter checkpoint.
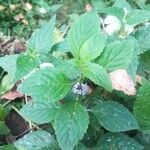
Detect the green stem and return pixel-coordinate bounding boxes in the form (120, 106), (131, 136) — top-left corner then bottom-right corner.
(2, 100), (12, 107)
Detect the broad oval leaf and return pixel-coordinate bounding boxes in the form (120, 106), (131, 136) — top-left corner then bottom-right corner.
(134, 25), (150, 53)
(134, 79), (150, 131)
(20, 101), (58, 124)
(96, 133), (143, 150)
(68, 12), (106, 61)
(126, 9), (150, 25)
(15, 130), (58, 150)
(82, 62), (112, 92)
(0, 144), (17, 150)
(113, 0), (132, 11)
(0, 54), (19, 77)
(96, 40), (134, 71)
(27, 15), (56, 54)
(15, 52), (40, 81)
(99, 6), (125, 19)
(52, 58), (81, 80)
(18, 67), (72, 102)
(92, 101), (139, 132)
(54, 102), (89, 150)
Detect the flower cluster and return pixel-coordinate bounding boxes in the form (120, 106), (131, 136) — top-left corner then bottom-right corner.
(72, 82), (91, 96)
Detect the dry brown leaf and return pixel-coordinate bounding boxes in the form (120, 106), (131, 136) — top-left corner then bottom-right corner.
(1, 91), (23, 100)
(109, 69), (136, 95)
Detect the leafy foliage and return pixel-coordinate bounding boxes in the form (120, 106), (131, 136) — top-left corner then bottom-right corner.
(15, 130), (58, 150)
(20, 100), (58, 124)
(82, 62), (112, 92)
(134, 25), (150, 53)
(18, 67), (72, 102)
(68, 12), (106, 61)
(134, 79), (150, 131)
(15, 52), (40, 80)
(54, 102), (89, 150)
(92, 101), (139, 132)
(0, 54), (19, 77)
(0, 0), (150, 149)
(96, 40), (134, 71)
(27, 15), (56, 54)
(96, 133), (143, 150)
(126, 9), (150, 25)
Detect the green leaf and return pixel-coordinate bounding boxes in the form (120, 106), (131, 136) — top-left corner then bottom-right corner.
(127, 56), (139, 81)
(99, 6), (125, 19)
(82, 62), (112, 92)
(27, 15), (56, 54)
(0, 54), (19, 76)
(139, 51), (150, 74)
(74, 142), (87, 150)
(0, 121), (10, 135)
(51, 39), (70, 52)
(0, 74), (14, 94)
(0, 105), (6, 120)
(134, 25), (150, 53)
(91, 101), (139, 132)
(0, 144), (17, 150)
(96, 133), (143, 150)
(52, 59), (81, 80)
(54, 102), (89, 150)
(18, 67), (72, 102)
(126, 9), (150, 25)
(96, 40), (134, 71)
(91, 0), (107, 11)
(134, 79), (150, 131)
(113, 0), (132, 11)
(15, 130), (58, 150)
(68, 12), (106, 61)
(15, 52), (40, 81)
(20, 101), (58, 124)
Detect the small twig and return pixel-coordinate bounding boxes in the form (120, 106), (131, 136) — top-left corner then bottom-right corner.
(12, 105), (41, 130)
(2, 100), (12, 107)
(24, 95), (34, 130)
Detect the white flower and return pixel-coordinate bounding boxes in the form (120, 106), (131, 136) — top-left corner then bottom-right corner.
(72, 82), (91, 95)
(109, 69), (136, 95)
(40, 62), (54, 69)
(104, 15), (121, 35)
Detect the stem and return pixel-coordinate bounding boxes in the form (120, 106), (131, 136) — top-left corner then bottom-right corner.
(24, 95), (32, 130)
(2, 100), (12, 107)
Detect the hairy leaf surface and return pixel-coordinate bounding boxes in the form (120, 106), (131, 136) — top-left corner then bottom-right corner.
(54, 102), (89, 150)
(92, 101), (139, 132)
(18, 67), (72, 102)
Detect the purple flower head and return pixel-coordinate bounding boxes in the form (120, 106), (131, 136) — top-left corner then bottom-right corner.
(72, 82), (90, 96)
